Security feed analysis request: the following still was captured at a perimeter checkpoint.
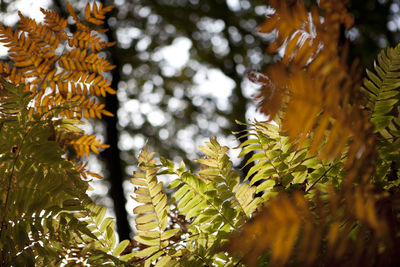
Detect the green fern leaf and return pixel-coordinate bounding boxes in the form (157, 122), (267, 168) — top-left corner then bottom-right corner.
(131, 145), (182, 265)
(361, 43), (400, 186)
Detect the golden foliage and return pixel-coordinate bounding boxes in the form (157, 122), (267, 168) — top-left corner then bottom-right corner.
(220, 1), (400, 266)
(226, 192), (304, 266)
(69, 133), (109, 158)
(224, 185), (395, 267)
(0, 1), (115, 161)
(255, 0), (375, 178)
(0, 4), (134, 266)
(67, 2), (114, 33)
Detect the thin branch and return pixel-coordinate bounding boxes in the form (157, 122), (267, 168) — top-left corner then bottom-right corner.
(305, 164), (335, 193)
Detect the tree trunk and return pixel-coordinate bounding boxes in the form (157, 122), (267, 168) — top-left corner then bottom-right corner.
(101, 2), (132, 241)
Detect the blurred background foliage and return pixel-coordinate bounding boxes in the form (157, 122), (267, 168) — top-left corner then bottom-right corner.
(0, 0), (399, 241)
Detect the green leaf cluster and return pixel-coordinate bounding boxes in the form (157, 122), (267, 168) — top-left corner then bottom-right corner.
(235, 121), (344, 198)
(131, 137), (256, 266)
(129, 120), (348, 266)
(0, 72), (130, 266)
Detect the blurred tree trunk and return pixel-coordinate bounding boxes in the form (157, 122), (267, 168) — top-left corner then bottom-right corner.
(101, 0), (131, 241)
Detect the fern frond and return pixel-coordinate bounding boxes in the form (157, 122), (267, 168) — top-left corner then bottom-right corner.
(1, 1), (115, 161)
(18, 11), (60, 53)
(69, 31), (114, 52)
(223, 187), (392, 267)
(361, 43), (400, 185)
(60, 48), (115, 74)
(0, 24), (51, 78)
(0, 81), (91, 265)
(74, 161), (103, 179)
(254, 0), (375, 182)
(237, 121), (343, 199)
(159, 137), (253, 265)
(40, 8), (68, 40)
(131, 146), (180, 266)
(67, 2), (114, 33)
(0, 67), (25, 87)
(224, 192), (303, 266)
(0, 92), (126, 264)
(67, 2), (92, 32)
(0, 4), (125, 265)
(68, 133), (109, 158)
(197, 137), (260, 218)
(84, 2), (114, 26)
(6, 201), (131, 266)
(79, 98), (113, 119)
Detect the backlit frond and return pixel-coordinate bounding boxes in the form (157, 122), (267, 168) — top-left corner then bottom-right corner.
(130, 146), (180, 266)
(69, 133), (109, 158)
(67, 2), (114, 33)
(237, 121), (343, 198)
(84, 2), (115, 27)
(0, 1), (115, 160)
(254, 0), (375, 182)
(160, 137), (253, 265)
(68, 31), (115, 52)
(0, 4), (120, 264)
(40, 8), (68, 40)
(197, 137), (260, 218)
